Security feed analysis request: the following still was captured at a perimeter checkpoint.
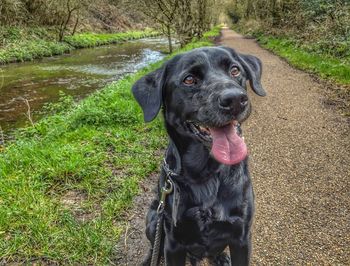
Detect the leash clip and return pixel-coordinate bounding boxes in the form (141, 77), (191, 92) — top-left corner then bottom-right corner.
(157, 179), (173, 213)
(162, 158), (178, 177)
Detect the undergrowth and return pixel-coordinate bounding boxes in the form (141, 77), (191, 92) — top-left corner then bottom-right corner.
(255, 35), (350, 113)
(233, 24), (350, 113)
(256, 35), (350, 85)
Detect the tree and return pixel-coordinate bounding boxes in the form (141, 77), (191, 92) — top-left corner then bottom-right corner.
(0, 0), (26, 25)
(133, 0), (221, 50)
(134, 0), (179, 53)
(56, 0), (89, 41)
(174, 0), (216, 46)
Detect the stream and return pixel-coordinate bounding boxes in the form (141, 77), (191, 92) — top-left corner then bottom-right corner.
(0, 37), (172, 135)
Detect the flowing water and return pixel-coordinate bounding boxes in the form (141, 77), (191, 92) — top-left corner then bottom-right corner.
(0, 37), (172, 135)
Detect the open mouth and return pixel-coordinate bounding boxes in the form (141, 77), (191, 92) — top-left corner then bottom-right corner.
(187, 121), (247, 165)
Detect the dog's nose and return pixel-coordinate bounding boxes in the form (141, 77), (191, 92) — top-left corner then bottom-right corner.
(218, 89), (248, 113)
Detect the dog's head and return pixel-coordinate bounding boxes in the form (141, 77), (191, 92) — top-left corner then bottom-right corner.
(132, 47), (266, 165)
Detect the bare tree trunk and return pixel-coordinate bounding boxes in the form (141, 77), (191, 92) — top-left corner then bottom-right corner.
(59, 20), (65, 41)
(245, 0), (252, 19)
(167, 25), (173, 53)
(72, 15), (79, 35)
(59, 0), (77, 41)
(270, 0), (278, 26)
(60, 10), (73, 41)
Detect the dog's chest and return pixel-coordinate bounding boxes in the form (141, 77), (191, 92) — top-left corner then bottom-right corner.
(173, 178), (245, 249)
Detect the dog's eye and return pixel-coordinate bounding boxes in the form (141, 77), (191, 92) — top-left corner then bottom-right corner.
(183, 75), (196, 85)
(230, 66), (240, 77)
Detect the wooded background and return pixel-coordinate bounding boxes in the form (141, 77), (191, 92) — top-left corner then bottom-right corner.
(226, 0), (350, 59)
(0, 0), (222, 49)
(0, 0), (147, 41)
(1, 0), (349, 59)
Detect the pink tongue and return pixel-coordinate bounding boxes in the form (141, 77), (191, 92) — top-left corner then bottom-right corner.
(209, 124), (247, 165)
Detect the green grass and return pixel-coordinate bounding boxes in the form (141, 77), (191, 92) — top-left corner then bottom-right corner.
(256, 35), (350, 85)
(0, 40), (72, 64)
(63, 29), (159, 48)
(202, 26), (222, 39)
(0, 28), (159, 64)
(0, 26), (220, 264)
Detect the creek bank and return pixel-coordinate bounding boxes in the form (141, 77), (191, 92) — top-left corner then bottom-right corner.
(232, 27), (350, 115)
(0, 28), (158, 64)
(0, 37), (170, 133)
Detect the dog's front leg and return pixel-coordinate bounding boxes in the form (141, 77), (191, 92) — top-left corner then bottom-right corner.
(164, 234), (186, 266)
(229, 236), (251, 266)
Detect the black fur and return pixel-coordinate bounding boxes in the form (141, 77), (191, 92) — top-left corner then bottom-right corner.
(132, 46), (266, 265)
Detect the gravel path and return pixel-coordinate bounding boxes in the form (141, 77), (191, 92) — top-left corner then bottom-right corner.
(116, 29), (350, 265)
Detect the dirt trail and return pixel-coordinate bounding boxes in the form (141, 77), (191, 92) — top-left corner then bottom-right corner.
(116, 29), (350, 265)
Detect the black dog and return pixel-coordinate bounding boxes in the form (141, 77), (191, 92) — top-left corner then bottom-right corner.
(132, 46), (266, 265)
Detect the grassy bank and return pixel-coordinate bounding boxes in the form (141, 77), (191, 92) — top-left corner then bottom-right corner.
(0, 26), (220, 264)
(255, 35), (350, 85)
(254, 34), (350, 115)
(0, 27), (158, 64)
(63, 29), (158, 48)
(233, 24), (349, 113)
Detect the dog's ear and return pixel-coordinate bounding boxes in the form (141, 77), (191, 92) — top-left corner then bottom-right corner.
(237, 53), (266, 96)
(220, 46), (266, 96)
(132, 66), (166, 122)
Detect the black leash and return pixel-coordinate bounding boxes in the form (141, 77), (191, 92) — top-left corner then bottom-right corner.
(150, 177), (173, 266)
(150, 142), (181, 266)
